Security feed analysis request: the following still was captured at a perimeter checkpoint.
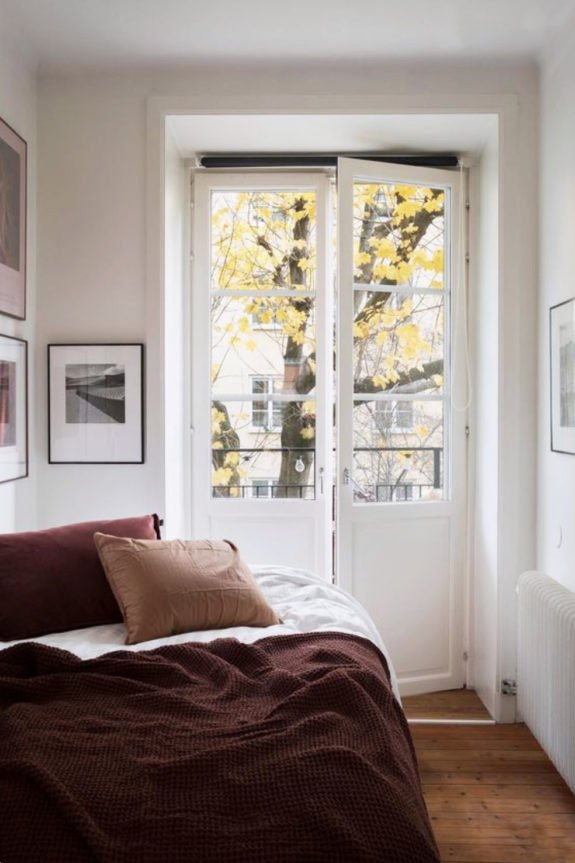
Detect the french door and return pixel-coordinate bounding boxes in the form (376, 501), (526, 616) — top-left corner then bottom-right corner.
(337, 158), (466, 695)
(191, 160), (466, 695)
(191, 173), (333, 576)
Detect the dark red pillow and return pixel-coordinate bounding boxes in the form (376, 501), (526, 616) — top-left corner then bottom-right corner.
(0, 515), (161, 640)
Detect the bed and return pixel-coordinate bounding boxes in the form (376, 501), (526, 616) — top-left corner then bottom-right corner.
(0, 526), (439, 863)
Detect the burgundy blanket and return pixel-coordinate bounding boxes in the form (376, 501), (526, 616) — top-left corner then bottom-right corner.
(0, 632), (439, 863)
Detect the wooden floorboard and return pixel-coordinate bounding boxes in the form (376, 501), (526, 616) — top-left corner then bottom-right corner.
(403, 688), (492, 721)
(410, 723), (575, 863)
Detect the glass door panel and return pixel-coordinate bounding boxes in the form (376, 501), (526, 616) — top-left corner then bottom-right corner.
(349, 175), (450, 505)
(209, 188), (319, 501)
(192, 173), (332, 576)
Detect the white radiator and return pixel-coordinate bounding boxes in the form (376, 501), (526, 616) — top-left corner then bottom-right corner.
(517, 570), (575, 794)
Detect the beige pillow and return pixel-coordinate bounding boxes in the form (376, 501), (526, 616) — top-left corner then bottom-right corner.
(93, 534), (281, 644)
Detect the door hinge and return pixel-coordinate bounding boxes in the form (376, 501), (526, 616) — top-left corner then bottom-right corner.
(463, 651), (469, 662)
(501, 678), (517, 696)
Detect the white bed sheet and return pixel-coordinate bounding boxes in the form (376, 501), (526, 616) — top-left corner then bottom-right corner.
(2, 565), (400, 700)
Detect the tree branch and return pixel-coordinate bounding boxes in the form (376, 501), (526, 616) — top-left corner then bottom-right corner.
(353, 359), (443, 395)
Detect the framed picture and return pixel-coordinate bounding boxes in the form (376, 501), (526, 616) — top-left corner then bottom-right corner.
(0, 334), (28, 483)
(0, 115), (27, 320)
(550, 298), (575, 454)
(48, 344), (144, 464)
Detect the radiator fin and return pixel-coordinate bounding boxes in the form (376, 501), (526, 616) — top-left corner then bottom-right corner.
(518, 571), (575, 794)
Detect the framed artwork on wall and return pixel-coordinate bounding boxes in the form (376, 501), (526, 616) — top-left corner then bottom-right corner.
(0, 333), (28, 483)
(550, 298), (575, 455)
(48, 343), (145, 464)
(0, 115), (27, 320)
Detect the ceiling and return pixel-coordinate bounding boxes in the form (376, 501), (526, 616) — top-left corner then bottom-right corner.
(2, 0), (575, 72)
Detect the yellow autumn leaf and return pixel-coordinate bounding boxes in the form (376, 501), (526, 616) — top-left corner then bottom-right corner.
(394, 184), (417, 199)
(369, 237), (397, 260)
(300, 427), (315, 440)
(354, 321), (370, 339)
(394, 200), (420, 220)
(423, 197), (443, 214)
(431, 249), (444, 273)
(354, 251), (372, 267)
(212, 467), (232, 486)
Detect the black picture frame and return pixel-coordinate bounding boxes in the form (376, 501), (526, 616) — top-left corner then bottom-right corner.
(550, 298), (575, 455)
(0, 115), (27, 320)
(0, 333), (28, 483)
(48, 343), (145, 464)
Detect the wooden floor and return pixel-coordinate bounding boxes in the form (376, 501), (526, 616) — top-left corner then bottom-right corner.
(411, 722), (575, 863)
(403, 688), (492, 721)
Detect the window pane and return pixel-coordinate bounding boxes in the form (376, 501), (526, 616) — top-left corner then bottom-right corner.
(211, 399), (316, 500)
(352, 400), (444, 502)
(211, 191), (316, 292)
(251, 403), (267, 428)
(353, 183), (445, 290)
(211, 296), (316, 396)
(353, 293), (444, 396)
(375, 400), (414, 432)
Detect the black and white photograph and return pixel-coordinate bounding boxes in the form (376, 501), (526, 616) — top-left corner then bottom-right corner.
(48, 344), (143, 463)
(550, 298), (575, 454)
(0, 333), (27, 482)
(0, 115), (26, 320)
(65, 364), (126, 424)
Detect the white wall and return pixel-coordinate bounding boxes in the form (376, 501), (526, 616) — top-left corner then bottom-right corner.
(538, 21), (575, 590)
(36, 74), (162, 525)
(0, 41), (37, 532)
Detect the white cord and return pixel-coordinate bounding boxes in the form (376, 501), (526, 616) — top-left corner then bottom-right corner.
(451, 159), (472, 412)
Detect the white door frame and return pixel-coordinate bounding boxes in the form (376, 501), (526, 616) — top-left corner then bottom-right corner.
(149, 92), (534, 721)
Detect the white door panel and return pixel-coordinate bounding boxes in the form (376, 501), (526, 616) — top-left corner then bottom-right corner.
(351, 516), (460, 695)
(209, 509), (318, 570)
